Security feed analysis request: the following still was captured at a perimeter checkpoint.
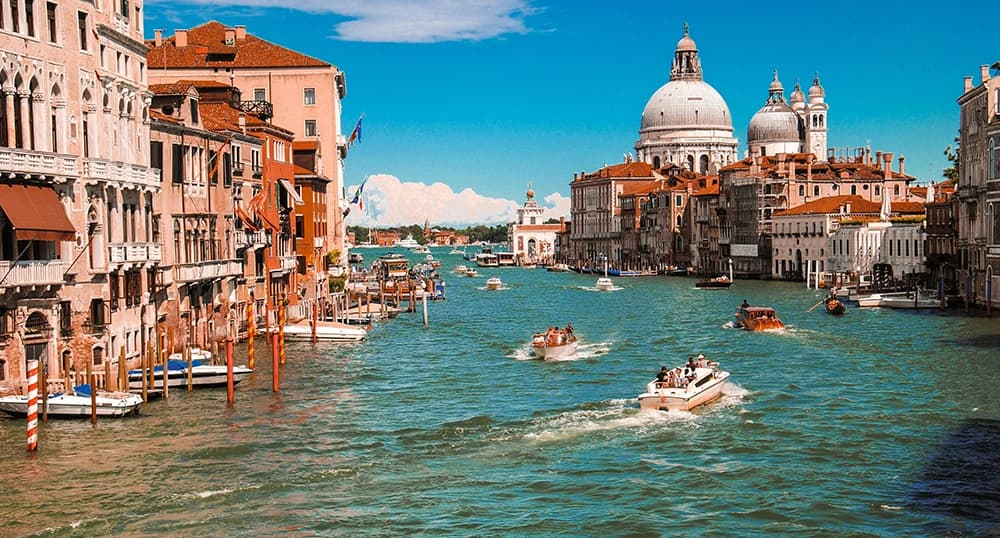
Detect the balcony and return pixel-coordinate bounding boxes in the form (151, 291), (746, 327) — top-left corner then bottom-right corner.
(0, 148), (78, 179)
(83, 158), (160, 191)
(235, 230), (271, 250)
(313, 237), (325, 249)
(108, 242), (162, 266)
(174, 260), (243, 283)
(280, 255), (297, 271)
(0, 260), (69, 288)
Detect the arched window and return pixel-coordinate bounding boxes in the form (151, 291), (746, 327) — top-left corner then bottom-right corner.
(875, 185), (881, 196)
(675, 215), (681, 228)
(92, 346), (104, 366)
(799, 185), (805, 197)
(699, 155), (709, 174)
(173, 219), (181, 263)
(851, 185), (857, 195)
(653, 156), (660, 168)
(813, 185), (819, 196)
(818, 115), (824, 128)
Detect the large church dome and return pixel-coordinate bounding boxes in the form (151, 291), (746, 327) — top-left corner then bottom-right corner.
(641, 79), (733, 130)
(747, 72), (802, 155)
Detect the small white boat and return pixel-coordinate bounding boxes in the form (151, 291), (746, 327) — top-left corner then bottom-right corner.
(455, 264), (469, 274)
(485, 276), (503, 290)
(877, 292), (942, 309)
(127, 349), (253, 389)
(465, 268), (479, 277)
(547, 263), (571, 272)
(638, 355), (730, 412)
(595, 277), (614, 291)
(450, 248), (465, 255)
(0, 384), (143, 418)
(530, 329), (578, 360)
(283, 320), (367, 341)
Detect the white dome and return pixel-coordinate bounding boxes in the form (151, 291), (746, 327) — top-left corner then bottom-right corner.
(748, 101), (801, 145)
(640, 79), (733, 131)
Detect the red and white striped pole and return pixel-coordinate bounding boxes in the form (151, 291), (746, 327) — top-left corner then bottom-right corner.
(26, 359), (39, 452)
(247, 300), (255, 371)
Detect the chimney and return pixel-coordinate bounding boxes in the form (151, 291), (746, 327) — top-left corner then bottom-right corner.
(175, 29), (188, 48)
(982, 65), (991, 84)
(806, 153), (814, 181)
(235, 25), (247, 41)
(225, 28), (236, 44)
(898, 155), (905, 176)
(238, 113), (246, 134)
(789, 158), (796, 179)
(845, 202), (851, 214)
(154, 29), (163, 46)
(883, 152), (893, 178)
(964, 76), (974, 93)
(875, 151), (882, 169)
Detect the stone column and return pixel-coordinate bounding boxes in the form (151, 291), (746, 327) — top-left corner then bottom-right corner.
(4, 89), (16, 146)
(32, 92), (46, 151)
(18, 92), (31, 149)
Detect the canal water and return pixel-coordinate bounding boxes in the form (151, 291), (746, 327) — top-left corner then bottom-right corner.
(2, 247), (998, 536)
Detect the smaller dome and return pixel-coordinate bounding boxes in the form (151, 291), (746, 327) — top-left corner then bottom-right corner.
(790, 80), (805, 104)
(526, 188), (535, 199)
(676, 23), (697, 51)
(748, 101), (801, 145)
(768, 70), (783, 93)
(809, 72), (825, 100)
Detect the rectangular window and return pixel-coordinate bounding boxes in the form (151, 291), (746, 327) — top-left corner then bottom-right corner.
(24, 0), (34, 37)
(93, 346), (103, 366)
(10, 0), (20, 33)
(295, 214), (304, 239)
(171, 144), (183, 183)
(150, 140), (163, 171)
(208, 150), (218, 185)
(119, 0), (129, 19)
(253, 88), (266, 101)
(303, 88), (315, 105)
(304, 119), (317, 137)
(46, 2), (57, 43)
(675, 195), (682, 207)
(251, 148), (261, 173)
(77, 11), (88, 50)
(59, 301), (72, 335)
(223, 152), (232, 187)
(232, 145), (242, 170)
(109, 272), (120, 311)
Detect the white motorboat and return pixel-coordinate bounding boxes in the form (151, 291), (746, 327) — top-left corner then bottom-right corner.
(530, 328), (578, 360)
(455, 264), (469, 274)
(0, 384), (143, 418)
(485, 277), (503, 290)
(547, 263), (571, 272)
(638, 355), (730, 412)
(465, 268), (479, 277)
(449, 248), (465, 255)
(877, 292), (943, 309)
(283, 320), (367, 341)
(127, 349), (253, 389)
(595, 277), (614, 291)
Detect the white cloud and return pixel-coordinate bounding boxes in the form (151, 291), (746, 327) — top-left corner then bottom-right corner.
(152, 0), (535, 43)
(344, 173), (568, 227)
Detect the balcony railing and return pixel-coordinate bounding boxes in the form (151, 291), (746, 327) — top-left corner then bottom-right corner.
(0, 148), (78, 178)
(108, 242), (162, 265)
(174, 260), (243, 283)
(235, 230), (271, 250)
(0, 260), (69, 288)
(83, 158), (160, 191)
(280, 256), (297, 271)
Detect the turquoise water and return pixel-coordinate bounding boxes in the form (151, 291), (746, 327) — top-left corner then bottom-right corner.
(2, 247), (999, 536)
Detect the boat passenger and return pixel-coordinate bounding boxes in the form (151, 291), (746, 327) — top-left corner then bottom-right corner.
(685, 357), (699, 380)
(656, 367), (669, 387)
(741, 299), (750, 308)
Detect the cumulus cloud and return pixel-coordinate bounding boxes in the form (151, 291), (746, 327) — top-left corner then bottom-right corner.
(344, 174), (568, 227)
(151, 0), (536, 43)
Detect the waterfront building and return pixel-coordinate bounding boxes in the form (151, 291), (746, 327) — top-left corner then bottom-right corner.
(690, 180), (722, 275)
(373, 230), (400, 247)
(146, 22), (348, 291)
(955, 64), (1000, 308)
(919, 180), (959, 290)
(718, 150), (915, 278)
(292, 139), (338, 301)
(568, 160), (655, 267)
(509, 186), (563, 265)
(0, 0), (157, 391)
(635, 25), (738, 174)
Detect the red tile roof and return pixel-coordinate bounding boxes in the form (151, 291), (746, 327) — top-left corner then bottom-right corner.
(579, 161), (654, 181)
(147, 21), (331, 69)
(773, 195), (925, 217)
(199, 102), (269, 132)
(149, 82), (195, 95)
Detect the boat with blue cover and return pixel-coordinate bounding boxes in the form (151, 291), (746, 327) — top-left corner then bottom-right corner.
(127, 349), (253, 389)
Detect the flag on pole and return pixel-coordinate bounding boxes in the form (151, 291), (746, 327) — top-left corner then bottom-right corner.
(347, 114), (364, 148)
(350, 179), (366, 210)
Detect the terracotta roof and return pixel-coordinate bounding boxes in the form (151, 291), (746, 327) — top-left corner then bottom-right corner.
(199, 102), (269, 132)
(579, 161), (654, 181)
(773, 195), (925, 217)
(719, 154), (916, 181)
(149, 82), (196, 95)
(619, 180), (662, 197)
(691, 182), (720, 196)
(147, 21), (331, 69)
(293, 140), (319, 151)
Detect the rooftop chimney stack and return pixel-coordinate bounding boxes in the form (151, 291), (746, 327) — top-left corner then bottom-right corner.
(225, 28), (236, 44)
(982, 65), (991, 84)
(235, 25), (247, 41)
(898, 155), (905, 176)
(883, 153), (893, 178)
(964, 76), (974, 93)
(175, 29), (188, 47)
(154, 29), (163, 46)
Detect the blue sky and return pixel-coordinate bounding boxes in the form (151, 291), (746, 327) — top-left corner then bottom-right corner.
(145, 0), (994, 226)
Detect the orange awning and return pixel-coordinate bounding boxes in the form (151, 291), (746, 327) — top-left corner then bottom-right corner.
(0, 184), (76, 241)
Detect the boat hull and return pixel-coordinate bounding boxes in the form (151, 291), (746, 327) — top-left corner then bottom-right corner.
(0, 393), (143, 418)
(283, 323), (367, 341)
(638, 370), (729, 412)
(531, 336), (578, 360)
(127, 366), (252, 389)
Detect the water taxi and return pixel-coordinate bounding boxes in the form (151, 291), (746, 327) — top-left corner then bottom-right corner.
(695, 275), (732, 289)
(0, 385), (143, 418)
(530, 327), (577, 360)
(637, 355), (730, 412)
(595, 277), (614, 291)
(734, 304), (785, 331)
(283, 320), (368, 342)
(485, 276), (503, 290)
(454, 264), (469, 274)
(465, 268), (479, 277)
(547, 263), (571, 272)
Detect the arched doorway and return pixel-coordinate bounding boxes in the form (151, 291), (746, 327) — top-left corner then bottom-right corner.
(23, 311), (53, 383)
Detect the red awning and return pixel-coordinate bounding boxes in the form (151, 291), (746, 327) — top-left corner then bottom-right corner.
(0, 184), (76, 241)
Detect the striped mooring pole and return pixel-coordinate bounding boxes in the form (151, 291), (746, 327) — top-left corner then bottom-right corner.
(247, 300), (255, 370)
(26, 359), (39, 452)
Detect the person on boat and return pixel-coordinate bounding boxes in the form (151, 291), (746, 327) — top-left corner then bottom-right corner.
(684, 357), (699, 381)
(656, 367), (669, 387)
(565, 322), (574, 335)
(741, 299), (750, 308)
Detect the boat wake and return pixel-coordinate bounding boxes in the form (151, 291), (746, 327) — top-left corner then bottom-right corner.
(574, 341), (611, 358)
(478, 285), (510, 291)
(578, 285), (623, 292)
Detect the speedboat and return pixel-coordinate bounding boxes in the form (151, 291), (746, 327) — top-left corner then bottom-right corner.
(547, 263), (571, 272)
(595, 277), (614, 291)
(127, 349), (253, 389)
(0, 384), (143, 418)
(284, 320), (367, 341)
(638, 355), (730, 412)
(530, 329), (578, 360)
(734, 305), (785, 331)
(455, 264), (469, 274)
(485, 276), (503, 290)
(449, 248), (465, 255)
(465, 268), (479, 277)
(877, 292), (942, 309)
(696, 275), (733, 289)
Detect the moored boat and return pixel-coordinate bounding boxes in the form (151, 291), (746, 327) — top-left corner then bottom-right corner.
(485, 276), (503, 290)
(734, 304), (785, 331)
(284, 320), (367, 341)
(595, 277), (614, 291)
(637, 355), (730, 412)
(127, 350), (253, 389)
(877, 292), (943, 309)
(547, 263), (571, 272)
(696, 275), (733, 289)
(0, 384), (143, 418)
(530, 326), (578, 359)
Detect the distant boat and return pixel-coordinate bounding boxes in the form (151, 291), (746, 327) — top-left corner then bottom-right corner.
(595, 277), (614, 291)
(395, 235), (420, 249)
(824, 296), (846, 315)
(547, 263), (571, 272)
(450, 247), (465, 255)
(284, 320), (368, 342)
(696, 275), (732, 289)
(485, 276), (503, 290)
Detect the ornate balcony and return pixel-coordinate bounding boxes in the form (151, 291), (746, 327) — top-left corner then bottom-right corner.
(280, 255), (298, 271)
(0, 148), (78, 180)
(174, 260), (243, 283)
(0, 260), (69, 288)
(109, 242), (162, 266)
(82, 158), (160, 191)
(235, 230), (271, 251)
